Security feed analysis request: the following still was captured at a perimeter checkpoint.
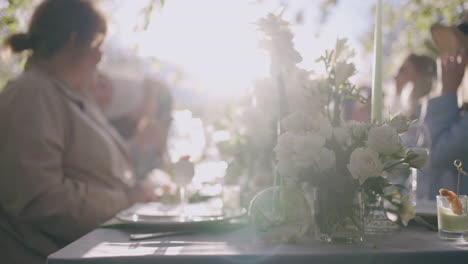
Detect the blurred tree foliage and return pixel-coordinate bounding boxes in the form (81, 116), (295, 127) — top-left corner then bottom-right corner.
(0, 0), (33, 89)
(362, 0), (466, 59)
(317, 0), (465, 76)
(289, 0), (465, 58)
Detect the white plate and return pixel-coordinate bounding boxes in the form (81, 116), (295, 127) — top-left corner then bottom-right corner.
(116, 202), (246, 226)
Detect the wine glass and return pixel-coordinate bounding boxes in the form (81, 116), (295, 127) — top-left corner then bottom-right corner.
(173, 155), (195, 219)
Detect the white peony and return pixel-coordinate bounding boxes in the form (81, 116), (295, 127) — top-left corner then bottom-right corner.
(367, 125), (402, 155)
(333, 126), (351, 146)
(334, 61), (356, 86)
(400, 195), (416, 226)
(281, 111), (312, 133)
(347, 148), (383, 184)
(406, 147), (428, 169)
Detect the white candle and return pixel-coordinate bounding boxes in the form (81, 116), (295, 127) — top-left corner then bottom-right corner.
(371, 0), (383, 123)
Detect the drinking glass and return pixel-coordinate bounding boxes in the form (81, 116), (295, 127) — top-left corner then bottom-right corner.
(437, 195), (468, 240)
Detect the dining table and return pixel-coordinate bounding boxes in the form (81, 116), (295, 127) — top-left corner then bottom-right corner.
(47, 201), (468, 264)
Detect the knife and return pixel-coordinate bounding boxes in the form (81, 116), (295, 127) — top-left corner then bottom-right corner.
(129, 231), (195, 241)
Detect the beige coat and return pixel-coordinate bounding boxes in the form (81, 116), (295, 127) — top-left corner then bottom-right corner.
(0, 66), (135, 264)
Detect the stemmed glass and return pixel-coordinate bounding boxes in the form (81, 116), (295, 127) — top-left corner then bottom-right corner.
(173, 155), (194, 219)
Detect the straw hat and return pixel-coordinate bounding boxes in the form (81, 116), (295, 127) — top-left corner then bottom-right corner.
(431, 14), (468, 54)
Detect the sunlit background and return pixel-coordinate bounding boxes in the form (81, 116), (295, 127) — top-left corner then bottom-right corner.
(100, 0), (374, 102)
(0, 0), (381, 201)
(95, 0), (376, 192)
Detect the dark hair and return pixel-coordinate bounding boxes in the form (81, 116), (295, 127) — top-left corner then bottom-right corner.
(407, 54), (437, 80)
(5, 0), (106, 58)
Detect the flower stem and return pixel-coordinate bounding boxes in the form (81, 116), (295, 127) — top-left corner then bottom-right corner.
(383, 159), (406, 171)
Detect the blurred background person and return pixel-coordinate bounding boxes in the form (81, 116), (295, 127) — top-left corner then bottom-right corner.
(394, 54), (437, 120)
(385, 54), (437, 200)
(342, 86), (371, 122)
(392, 54), (437, 149)
(89, 73), (174, 179)
(419, 15), (468, 199)
(0, 1), (155, 263)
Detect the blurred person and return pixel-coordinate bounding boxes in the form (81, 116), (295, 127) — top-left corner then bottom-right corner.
(88, 71), (113, 112)
(419, 15), (468, 199)
(342, 86), (371, 122)
(386, 55), (437, 198)
(113, 78), (174, 179)
(391, 54), (437, 149)
(394, 54), (437, 120)
(89, 74), (174, 179)
(0, 1), (155, 263)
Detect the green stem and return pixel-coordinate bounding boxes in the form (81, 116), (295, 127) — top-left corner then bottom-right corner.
(383, 159), (406, 171)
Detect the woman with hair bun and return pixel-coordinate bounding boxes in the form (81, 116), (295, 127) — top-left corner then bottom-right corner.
(0, 1), (155, 263)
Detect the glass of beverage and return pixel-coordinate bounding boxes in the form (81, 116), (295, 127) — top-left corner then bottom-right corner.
(437, 195), (468, 240)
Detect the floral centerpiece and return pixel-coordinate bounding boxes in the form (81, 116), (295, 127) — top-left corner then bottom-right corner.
(248, 13), (428, 243)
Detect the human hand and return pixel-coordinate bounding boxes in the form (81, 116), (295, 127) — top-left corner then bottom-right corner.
(126, 182), (158, 204)
(134, 118), (160, 147)
(441, 49), (467, 95)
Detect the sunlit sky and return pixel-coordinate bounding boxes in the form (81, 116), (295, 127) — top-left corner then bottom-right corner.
(100, 0), (375, 102)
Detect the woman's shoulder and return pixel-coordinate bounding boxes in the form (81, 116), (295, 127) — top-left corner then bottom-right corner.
(0, 68), (67, 121)
(2, 68), (63, 104)
(5, 68), (54, 93)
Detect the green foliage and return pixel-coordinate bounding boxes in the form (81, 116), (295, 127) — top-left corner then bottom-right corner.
(0, 0), (33, 90)
(143, 0), (165, 30)
(319, 0), (464, 76)
(362, 0), (465, 76)
(0, 0), (32, 43)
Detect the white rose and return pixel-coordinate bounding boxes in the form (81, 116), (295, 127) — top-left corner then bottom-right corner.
(314, 148), (336, 171)
(292, 133), (326, 169)
(333, 126), (351, 146)
(406, 147), (428, 169)
(335, 61), (356, 86)
(346, 120), (369, 139)
(367, 125), (402, 155)
(400, 195), (415, 226)
(281, 111), (312, 133)
(347, 148), (383, 184)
